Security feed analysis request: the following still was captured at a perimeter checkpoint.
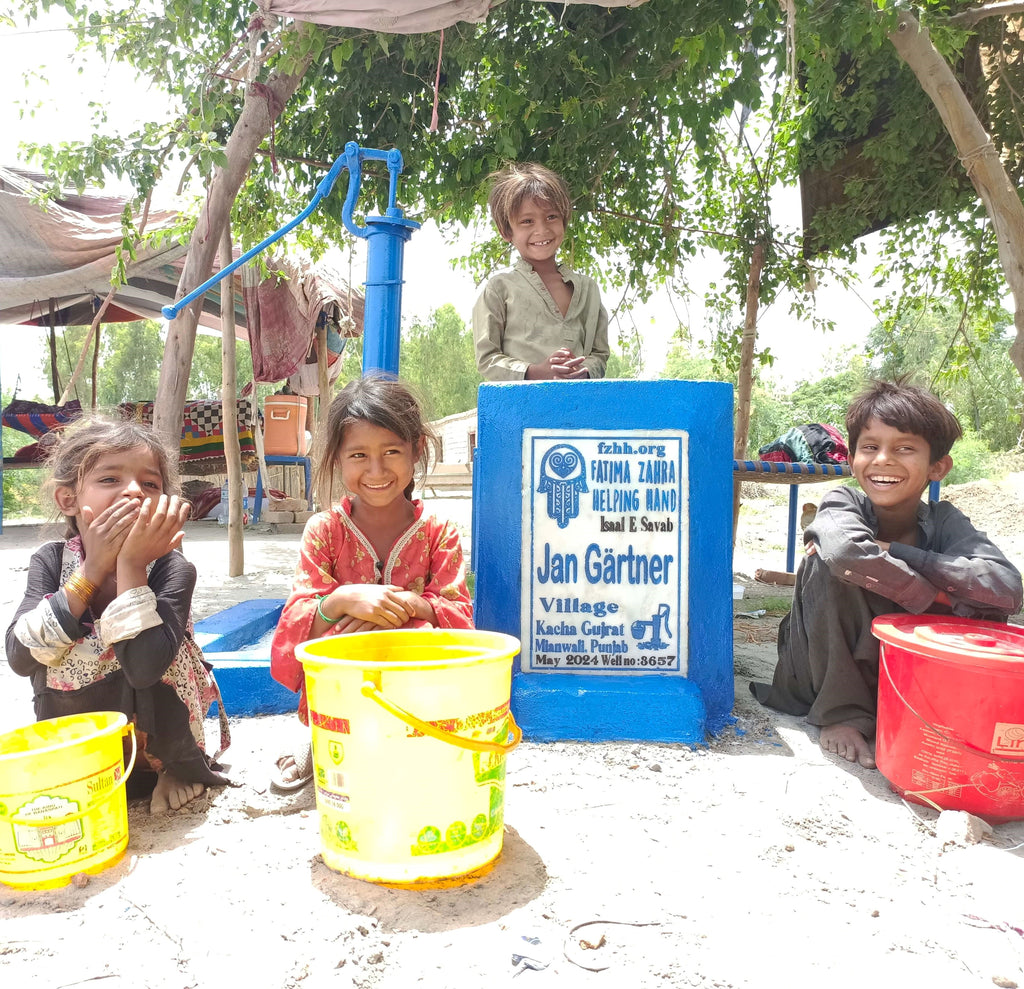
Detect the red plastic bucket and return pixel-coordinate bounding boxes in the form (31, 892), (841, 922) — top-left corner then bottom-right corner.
(873, 614), (1024, 822)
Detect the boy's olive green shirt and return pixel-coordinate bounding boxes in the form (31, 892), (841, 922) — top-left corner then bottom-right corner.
(473, 259), (609, 381)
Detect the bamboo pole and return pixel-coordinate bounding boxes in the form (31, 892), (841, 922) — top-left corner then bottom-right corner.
(90, 322), (101, 409)
(220, 221), (244, 576)
(47, 301), (60, 404)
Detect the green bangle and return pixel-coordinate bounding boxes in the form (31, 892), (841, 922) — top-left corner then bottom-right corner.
(316, 596), (336, 625)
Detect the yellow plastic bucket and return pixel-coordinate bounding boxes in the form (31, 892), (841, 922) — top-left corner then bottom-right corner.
(0, 712), (136, 890)
(297, 628), (521, 885)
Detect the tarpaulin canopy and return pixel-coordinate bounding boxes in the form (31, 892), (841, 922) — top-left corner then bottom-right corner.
(0, 166), (363, 382)
(0, 165), (214, 328)
(258, 0), (648, 34)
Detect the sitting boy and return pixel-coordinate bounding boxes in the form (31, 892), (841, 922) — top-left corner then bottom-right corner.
(473, 162), (609, 381)
(751, 379), (1022, 768)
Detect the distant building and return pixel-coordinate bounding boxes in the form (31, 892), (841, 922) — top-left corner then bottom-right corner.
(430, 408), (477, 466)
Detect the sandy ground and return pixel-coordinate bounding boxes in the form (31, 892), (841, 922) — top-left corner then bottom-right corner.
(1, 482), (1023, 989)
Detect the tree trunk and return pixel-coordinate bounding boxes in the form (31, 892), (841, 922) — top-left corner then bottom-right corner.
(153, 57), (312, 448)
(220, 220), (244, 577)
(888, 10), (1024, 383)
(732, 241), (765, 541)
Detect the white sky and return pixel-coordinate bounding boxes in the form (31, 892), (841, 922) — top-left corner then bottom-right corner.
(0, 11), (881, 401)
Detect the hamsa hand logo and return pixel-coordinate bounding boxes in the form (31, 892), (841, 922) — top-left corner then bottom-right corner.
(537, 444), (588, 528)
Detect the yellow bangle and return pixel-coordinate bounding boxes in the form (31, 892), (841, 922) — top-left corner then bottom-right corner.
(65, 570), (98, 604)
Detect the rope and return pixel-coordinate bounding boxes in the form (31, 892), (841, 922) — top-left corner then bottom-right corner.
(958, 140), (999, 177)
(429, 28), (445, 133)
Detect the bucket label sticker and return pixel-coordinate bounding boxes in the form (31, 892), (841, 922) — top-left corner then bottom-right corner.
(971, 764), (1024, 803)
(406, 700), (509, 739)
(317, 766), (346, 791)
(315, 785), (350, 812)
(410, 725), (510, 857)
(311, 710), (350, 734)
(13, 794), (83, 863)
(522, 429), (689, 675)
(991, 723), (1024, 756)
(320, 815), (358, 852)
(87, 765), (120, 798)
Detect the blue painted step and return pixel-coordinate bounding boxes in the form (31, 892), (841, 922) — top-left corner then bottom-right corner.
(194, 598), (284, 653)
(196, 599), (296, 717)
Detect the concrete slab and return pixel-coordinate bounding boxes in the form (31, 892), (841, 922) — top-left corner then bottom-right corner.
(194, 598), (295, 717)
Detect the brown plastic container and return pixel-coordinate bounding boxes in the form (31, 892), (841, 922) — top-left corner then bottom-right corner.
(264, 395), (308, 455)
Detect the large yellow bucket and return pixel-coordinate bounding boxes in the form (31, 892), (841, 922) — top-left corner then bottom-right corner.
(297, 628), (521, 885)
(0, 712), (135, 890)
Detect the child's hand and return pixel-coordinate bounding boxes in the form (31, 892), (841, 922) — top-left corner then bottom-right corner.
(78, 497), (142, 582)
(527, 348), (588, 380)
(326, 584), (418, 628)
(118, 495), (189, 573)
(551, 349), (588, 379)
(392, 589), (436, 625)
(329, 616), (381, 635)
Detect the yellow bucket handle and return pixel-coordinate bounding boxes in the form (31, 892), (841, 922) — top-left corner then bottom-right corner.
(360, 681), (521, 755)
(0, 723), (137, 828)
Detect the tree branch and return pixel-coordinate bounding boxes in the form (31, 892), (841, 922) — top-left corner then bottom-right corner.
(153, 36), (314, 445)
(888, 10), (1024, 382)
(946, 1), (1024, 28)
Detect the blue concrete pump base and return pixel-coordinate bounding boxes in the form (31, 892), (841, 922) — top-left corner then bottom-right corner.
(474, 380), (735, 744)
(513, 672), (708, 744)
(194, 599), (296, 717)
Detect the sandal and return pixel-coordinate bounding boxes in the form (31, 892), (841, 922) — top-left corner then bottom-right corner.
(269, 743), (314, 794)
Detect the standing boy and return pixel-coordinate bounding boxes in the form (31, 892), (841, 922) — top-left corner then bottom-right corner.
(751, 380), (1022, 768)
(473, 162), (610, 381)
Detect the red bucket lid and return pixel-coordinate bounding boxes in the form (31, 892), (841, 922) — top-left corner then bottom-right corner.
(872, 614), (1024, 667)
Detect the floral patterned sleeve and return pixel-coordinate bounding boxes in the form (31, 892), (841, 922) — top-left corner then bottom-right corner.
(421, 519), (474, 629)
(271, 513), (341, 694)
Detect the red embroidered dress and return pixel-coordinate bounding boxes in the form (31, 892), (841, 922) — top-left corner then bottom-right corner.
(271, 497), (473, 721)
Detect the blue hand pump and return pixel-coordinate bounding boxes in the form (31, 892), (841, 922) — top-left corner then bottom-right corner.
(161, 141), (419, 376)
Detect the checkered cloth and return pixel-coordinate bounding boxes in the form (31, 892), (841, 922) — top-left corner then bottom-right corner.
(119, 399), (259, 476)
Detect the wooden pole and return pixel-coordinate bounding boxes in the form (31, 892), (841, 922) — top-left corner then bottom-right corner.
(732, 240), (765, 542)
(90, 322), (101, 409)
(220, 221), (243, 576)
(57, 287), (115, 407)
(47, 301), (60, 404)
(317, 323), (329, 427)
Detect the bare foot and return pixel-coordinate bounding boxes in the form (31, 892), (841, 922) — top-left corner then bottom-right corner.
(819, 724), (876, 768)
(150, 772), (205, 814)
